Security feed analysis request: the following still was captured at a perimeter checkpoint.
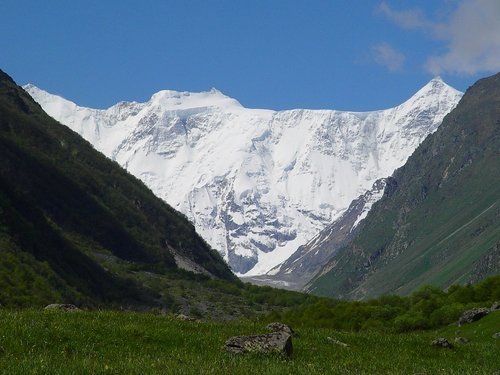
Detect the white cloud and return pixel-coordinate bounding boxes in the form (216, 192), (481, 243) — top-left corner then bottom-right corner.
(377, 2), (432, 30)
(378, 0), (500, 76)
(426, 0), (500, 75)
(371, 42), (406, 71)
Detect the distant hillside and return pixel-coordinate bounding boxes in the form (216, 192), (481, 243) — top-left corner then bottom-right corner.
(308, 73), (500, 299)
(0, 69), (235, 308)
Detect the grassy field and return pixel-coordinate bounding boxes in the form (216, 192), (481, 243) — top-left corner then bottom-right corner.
(0, 309), (498, 374)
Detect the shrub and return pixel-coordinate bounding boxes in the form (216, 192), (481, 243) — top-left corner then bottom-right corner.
(393, 311), (427, 332)
(429, 302), (465, 326)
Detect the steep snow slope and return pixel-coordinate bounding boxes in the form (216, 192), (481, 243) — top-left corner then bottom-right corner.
(24, 79), (462, 275)
(244, 178), (388, 290)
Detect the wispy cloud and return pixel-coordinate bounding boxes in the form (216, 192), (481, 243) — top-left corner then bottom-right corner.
(371, 42), (406, 71)
(426, 0), (500, 75)
(378, 0), (500, 76)
(376, 2), (432, 30)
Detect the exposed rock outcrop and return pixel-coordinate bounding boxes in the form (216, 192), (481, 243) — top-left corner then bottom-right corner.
(225, 332), (292, 357)
(431, 338), (453, 349)
(44, 304), (80, 311)
(266, 322), (296, 336)
(458, 308), (489, 326)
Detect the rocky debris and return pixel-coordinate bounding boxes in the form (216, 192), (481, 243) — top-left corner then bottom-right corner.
(327, 337), (349, 347)
(493, 332), (500, 339)
(431, 338), (454, 349)
(454, 336), (469, 344)
(458, 308), (490, 326)
(176, 313), (198, 322)
(225, 332), (292, 357)
(491, 301), (500, 311)
(266, 322), (296, 336)
(44, 304), (79, 311)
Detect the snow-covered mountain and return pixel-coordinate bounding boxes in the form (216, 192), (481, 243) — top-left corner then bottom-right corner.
(245, 178), (388, 290)
(24, 78), (462, 276)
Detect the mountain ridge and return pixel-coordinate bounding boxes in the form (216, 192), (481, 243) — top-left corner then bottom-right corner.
(24, 78), (463, 275)
(0, 69), (235, 307)
(308, 72), (500, 299)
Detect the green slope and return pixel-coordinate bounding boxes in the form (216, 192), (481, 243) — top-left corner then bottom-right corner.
(308, 72), (500, 299)
(0, 69), (235, 307)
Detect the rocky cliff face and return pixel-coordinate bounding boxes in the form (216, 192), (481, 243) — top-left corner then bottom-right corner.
(24, 78), (462, 275)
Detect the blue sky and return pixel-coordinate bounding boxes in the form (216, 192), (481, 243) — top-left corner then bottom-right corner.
(2, 1), (499, 111)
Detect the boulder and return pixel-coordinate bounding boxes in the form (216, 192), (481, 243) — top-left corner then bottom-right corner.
(44, 304), (79, 311)
(458, 308), (489, 326)
(225, 332), (292, 357)
(266, 322), (296, 336)
(431, 338), (453, 349)
(493, 332), (500, 339)
(491, 301), (500, 311)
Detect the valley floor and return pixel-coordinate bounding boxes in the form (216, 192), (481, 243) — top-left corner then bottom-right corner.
(0, 309), (498, 374)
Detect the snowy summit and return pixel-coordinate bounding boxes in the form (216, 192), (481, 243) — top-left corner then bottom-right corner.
(24, 78), (462, 276)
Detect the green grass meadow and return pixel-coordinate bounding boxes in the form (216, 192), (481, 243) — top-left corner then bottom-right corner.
(0, 309), (498, 374)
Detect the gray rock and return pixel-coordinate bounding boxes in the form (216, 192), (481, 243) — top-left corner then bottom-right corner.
(454, 336), (469, 344)
(225, 332), (292, 357)
(493, 332), (500, 339)
(266, 322), (296, 336)
(327, 336), (349, 347)
(44, 304), (79, 311)
(176, 313), (197, 322)
(458, 308), (489, 326)
(431, 338), (454, 349)
(491, 301), (500, 311)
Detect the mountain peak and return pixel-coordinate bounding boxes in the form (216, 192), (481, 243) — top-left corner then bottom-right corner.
(396, 76), (462, 115)
(25, 80), (463, 275)
(421, 76), (458, 94)
(308, 72), (500, 299)
(149, 88), (242, 110)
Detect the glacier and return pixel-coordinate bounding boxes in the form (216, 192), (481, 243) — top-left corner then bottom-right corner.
(24, 78), (462, 276)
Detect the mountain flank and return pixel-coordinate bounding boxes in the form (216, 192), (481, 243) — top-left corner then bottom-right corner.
(0, 69), (235, 307)
(308, 73), (500, 299)
(25, 78), (462, 275)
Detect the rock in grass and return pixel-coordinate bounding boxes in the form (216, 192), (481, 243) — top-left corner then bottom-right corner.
(458, 308), (489, 326)
(327, 336), (349, 347)
(176, 313), (197, 322)
(454, 336), (469, 344)
(225, 332), (292, 357)
(491, 301), (500, 311)
(493, 332), (500, 339)
(44, 304), (79, 311)
(431, 338), (453, 349)
(266, 322), (296, 336)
